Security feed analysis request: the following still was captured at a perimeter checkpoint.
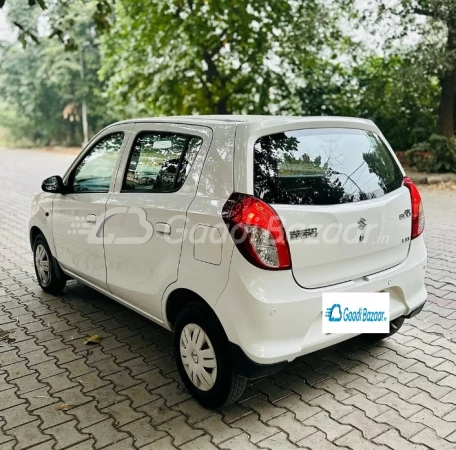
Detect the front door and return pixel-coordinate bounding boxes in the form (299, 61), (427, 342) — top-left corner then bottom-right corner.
(104, 122), (212, 322)
(52, 125), (131, 288)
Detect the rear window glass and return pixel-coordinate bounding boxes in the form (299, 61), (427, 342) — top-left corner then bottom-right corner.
(254, 128), (403, 205)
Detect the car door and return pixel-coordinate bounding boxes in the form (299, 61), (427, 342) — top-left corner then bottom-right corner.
(104, 122), (212, 322)
(52, 124), (132, 288)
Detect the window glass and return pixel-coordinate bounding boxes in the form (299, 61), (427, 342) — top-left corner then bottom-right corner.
(123, 132), (202, 192)
(254, 128), (403, 205)
(72, 132), (124, 193)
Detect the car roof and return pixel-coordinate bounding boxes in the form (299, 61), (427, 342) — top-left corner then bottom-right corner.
(113, 115), (375, 128)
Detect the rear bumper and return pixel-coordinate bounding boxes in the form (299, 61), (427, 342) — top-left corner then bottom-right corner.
(215, 235), (427, 366)
(231, 299), (427, 380)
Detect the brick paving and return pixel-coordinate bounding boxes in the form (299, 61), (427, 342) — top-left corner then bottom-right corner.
(1, 147), (456, 449)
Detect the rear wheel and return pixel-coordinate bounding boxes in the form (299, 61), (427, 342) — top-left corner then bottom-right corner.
(33, 234), (66, 295)
(173, 304), (247, 408)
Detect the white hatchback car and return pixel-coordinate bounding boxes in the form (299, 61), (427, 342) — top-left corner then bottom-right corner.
(29, 116), (427, 407)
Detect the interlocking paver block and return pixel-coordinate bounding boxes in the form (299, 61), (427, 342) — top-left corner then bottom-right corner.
(193, 414), (242, 445)
(46, 419), (90, 450)
(102, 399), (143, 426)
(181, 434), (221, 450)
(339, 409), (390, 439)
(82, 418), (129, 449)
(152, 381), (192, 407)
(219, 433), (262, 450)
(120, 417), (167, 447)
(336, 429), (391, 450)
(412, 428), (456, 450)
(89, 385), (127, 409)
(267, 412), (317, 443)
(297, 430), (344, 450)
(409, 408), (456, 438)
(137, 398), (180, 426)
(308, 392), (355, 419)
(156, 416), (205, 446)
(304, 410), (352, 441)
(0, 404), (35, 430)
(376, 392), (423, 419)
(6, 419), (50, 449)
(241, 395), (287, 422)
(275, 394), (321, 422)
(0, 387), (26, 410)
(118, 382), (158, 408)
(374, 410), (426, 439)
(67, 401), (109, 429)
(373, 429), (428, 450)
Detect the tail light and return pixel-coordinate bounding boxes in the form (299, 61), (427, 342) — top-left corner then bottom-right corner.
(222, 193), (291, 270)
(403, 177), (425, 239)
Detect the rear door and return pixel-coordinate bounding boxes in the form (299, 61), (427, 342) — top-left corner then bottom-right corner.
(104, 122), (212, 321)
(253, 127), (411, 289)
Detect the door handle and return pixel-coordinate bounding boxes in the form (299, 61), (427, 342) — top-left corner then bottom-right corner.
(156, 222), (171, 235)
(86, 214), (97, 224)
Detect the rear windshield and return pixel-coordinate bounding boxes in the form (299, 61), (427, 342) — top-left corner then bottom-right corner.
(254, 128), (403, 205)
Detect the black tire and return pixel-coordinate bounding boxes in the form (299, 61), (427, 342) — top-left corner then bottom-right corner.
(173, 303), (247, 409)
(364, 317), (405, 342)
(33, 234), (66, 295)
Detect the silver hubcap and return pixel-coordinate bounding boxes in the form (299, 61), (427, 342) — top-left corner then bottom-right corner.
(180, 323), (217, 391)
(35, 244), (50, 285)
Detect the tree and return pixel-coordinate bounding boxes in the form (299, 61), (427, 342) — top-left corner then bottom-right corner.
(0, 0), (115, 145)
(376, 0), (456, 137)
(99, 0), (351, 116)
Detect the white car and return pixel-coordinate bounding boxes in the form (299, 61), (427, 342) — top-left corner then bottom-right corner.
(29, 116), (427, 407)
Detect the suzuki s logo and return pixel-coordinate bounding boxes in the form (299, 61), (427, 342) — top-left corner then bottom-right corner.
(357, 218), (367, 230)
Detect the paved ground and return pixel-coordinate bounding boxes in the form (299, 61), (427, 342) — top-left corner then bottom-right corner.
(1, 147), (456, 450)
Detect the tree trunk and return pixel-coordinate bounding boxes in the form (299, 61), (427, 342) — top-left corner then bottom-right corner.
(439, 70), (456, 137)
(216, 97), (228, 114)
(80, 48), (89, 146)
(81, 100), (89, 146)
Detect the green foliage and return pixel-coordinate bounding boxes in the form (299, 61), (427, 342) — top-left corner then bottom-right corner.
(0, 0), (117, 146)
(346, 56), (439, 151)
(407, 135), (456, 172)
(99, 0), (350, 116)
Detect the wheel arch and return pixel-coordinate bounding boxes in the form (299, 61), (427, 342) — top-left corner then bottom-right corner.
(30, 225), (42, 249)
(165, 288), (223, 332)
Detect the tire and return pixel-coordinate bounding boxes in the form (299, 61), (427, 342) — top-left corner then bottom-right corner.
(33, 234), (66, 295)
(173, 303), (247, 408)
(364, 317), (405, 342)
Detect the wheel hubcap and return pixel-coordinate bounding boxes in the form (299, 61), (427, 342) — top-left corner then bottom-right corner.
(180, 323), (217, 391)
(35, 244), (50, 285)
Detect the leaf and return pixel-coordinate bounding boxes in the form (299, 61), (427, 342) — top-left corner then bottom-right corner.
(56, 403), (73, 411)
(84, 334), (102, 345)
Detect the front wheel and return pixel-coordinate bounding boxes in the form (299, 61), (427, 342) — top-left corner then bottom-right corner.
(173, 304), (247, 408)
(33, 234), (66, 295)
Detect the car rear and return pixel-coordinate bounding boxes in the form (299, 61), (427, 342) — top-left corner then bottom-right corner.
(215, 117), (427, 368)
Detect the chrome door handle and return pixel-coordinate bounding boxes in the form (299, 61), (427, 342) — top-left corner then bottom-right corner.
(156, 222), (171, 235)
(86, 214), (97, 224)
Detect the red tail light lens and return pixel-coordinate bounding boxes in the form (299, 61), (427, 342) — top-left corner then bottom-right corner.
(403, 177), (425, 239)
(222, 193), (291, 270)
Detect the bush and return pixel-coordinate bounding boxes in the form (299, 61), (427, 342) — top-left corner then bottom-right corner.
(407, 134), (456, 173)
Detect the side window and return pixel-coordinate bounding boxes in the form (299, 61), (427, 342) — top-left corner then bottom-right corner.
(122, 132), (202, 192)
(72, 132), (124, 193)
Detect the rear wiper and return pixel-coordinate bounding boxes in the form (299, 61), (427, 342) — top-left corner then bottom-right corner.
(330, 171), (366, 197)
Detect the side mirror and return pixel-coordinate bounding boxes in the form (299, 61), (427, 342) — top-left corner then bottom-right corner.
(41, 175), (65, 194)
